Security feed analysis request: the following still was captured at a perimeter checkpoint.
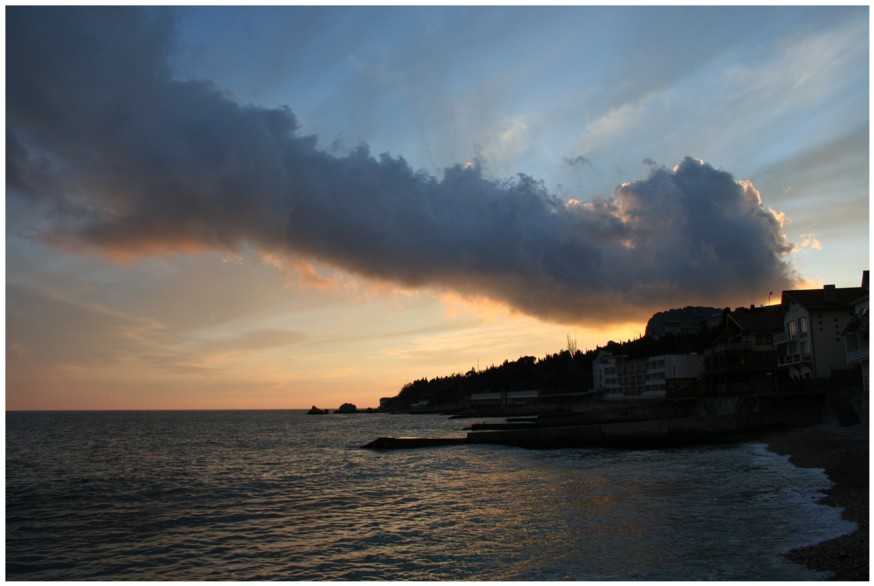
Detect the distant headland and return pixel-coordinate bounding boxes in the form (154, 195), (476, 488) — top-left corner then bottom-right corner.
(308, 403), (378, 415)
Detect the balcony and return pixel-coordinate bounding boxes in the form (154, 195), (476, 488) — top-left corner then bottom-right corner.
(710, 341), (753, 353)
(778, 352), (812, 367)
(773, 332), (797, 345)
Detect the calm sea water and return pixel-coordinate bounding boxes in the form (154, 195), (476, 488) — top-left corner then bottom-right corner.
(6, 410), (854, 580)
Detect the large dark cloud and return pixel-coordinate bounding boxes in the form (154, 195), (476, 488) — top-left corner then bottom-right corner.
(7, 7), (798, 324)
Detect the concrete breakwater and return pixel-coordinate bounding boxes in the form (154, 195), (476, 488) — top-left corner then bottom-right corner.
(363, 393), (834, 449)
(466, 412), (780, 449)
(364, 412), (785, 450)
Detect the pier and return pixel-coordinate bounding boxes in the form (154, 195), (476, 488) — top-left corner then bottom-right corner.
(362, 401), (829, 449)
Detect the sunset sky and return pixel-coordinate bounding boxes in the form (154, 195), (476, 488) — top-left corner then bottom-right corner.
(6, 5), (869, 410)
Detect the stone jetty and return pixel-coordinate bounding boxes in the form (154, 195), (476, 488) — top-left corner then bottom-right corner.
(361, 395), (832, 450)
(361, 413), (775, 449)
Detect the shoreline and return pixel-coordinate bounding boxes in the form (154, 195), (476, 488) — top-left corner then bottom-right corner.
(757, 421), (869, 581)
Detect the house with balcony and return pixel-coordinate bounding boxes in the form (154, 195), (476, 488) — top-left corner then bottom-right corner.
(702, 305), (783, 395)
(593, 350), (703, 400)
(774, 275), (867, 381)
(841, 272), (868, 413)
(843, 300), (869, 387)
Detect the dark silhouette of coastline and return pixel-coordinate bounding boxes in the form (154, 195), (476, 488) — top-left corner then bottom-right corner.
(759, 422), (869, 581)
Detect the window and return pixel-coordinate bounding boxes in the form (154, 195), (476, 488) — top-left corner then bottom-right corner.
(799, 316), (808, 334)
(788, 320), (798, 339)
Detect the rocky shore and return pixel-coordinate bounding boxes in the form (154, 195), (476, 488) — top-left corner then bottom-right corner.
(758, 422), (869, 581)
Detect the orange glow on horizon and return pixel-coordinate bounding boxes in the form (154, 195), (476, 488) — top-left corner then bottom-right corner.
(793, 275), (825, 290)
(10, 241), (827, 412)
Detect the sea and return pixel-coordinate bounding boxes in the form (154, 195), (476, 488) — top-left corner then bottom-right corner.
(5, 410), (856, 581)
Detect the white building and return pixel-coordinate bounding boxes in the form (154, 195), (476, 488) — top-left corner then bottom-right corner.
(842, 273), (869, 416)
(593, 351), (703, 400)
(775, 276), (867, 381)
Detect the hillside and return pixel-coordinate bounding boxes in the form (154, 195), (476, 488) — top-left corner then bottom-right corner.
(645, 306), (723, 338)
(380, 306), (727, 412)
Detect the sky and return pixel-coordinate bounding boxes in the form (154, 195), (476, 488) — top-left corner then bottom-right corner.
(5, 5), (870, 410)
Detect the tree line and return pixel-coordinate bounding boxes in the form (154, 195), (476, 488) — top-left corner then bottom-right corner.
(382, 309), (725, 411)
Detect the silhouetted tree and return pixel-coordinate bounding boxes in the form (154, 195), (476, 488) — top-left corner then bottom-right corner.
(385, 308), (722, 410)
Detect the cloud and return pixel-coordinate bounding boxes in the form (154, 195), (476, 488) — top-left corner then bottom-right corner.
(796, 234), (823, 252)
(578, 99), (651, 158)
(6, 282), (170, 367)
(562, 155), (592, 169)
(199, 329), (309, 352)
(8, 7), (799, 326)
(748, 125), (869, 236)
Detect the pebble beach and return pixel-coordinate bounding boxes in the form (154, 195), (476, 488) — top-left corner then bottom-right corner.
(760, 422), (869, 581)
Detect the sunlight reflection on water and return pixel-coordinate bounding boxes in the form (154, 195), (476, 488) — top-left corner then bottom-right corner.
(6, 411), (853, 580)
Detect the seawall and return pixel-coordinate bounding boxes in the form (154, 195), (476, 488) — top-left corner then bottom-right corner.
(465, 409), (821, 449)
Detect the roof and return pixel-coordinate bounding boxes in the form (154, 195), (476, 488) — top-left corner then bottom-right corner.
(782, 287), (866, 312)
(710, 306), (782, 345)
(728, 308), (784, 332)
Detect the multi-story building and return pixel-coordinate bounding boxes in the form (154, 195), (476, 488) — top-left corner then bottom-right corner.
(774, 275), (867, 381)
(593, 350), (703, 400)
(702, 305), (784, 395)
(842, 273), (869, 404)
